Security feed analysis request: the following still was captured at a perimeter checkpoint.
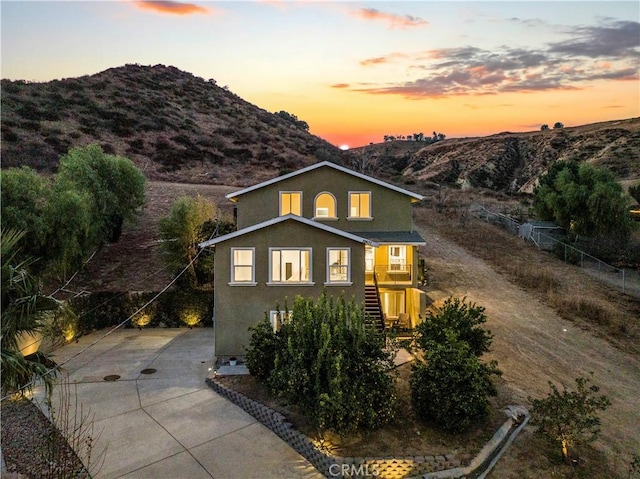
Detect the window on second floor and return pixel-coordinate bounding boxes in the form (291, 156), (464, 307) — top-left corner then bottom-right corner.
(348, 192), (371, 219)
(230, 248), (255, 285)
(327, 248), (350, 283)
(270, 248), (311, 284)
(314, 192), (337, 219)
(280, 191), (302, 216)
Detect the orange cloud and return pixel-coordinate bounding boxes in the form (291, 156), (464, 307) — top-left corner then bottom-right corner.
(360, 52), (407, 66)
(331, 83), (350, 89)
(134, 1), (209, 15)
(351, 8), (428, 29)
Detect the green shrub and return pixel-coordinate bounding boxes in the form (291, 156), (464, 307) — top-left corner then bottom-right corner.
(245, 316), (279, 382)
(410, 297), (500, 433)
(414, 297), (493, 357)
(70, 288), (212, 336)
(410, 337), (501, 432)
(246, 292), (396, 435)
(529, 376), (611, 464)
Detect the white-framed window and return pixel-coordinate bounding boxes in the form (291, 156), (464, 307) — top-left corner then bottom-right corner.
(230, 248), (256, 285)
(326, 248), (351, 284)
(314, 192), (337, 219)
(280, 191), (302, 216)
(269, 248), (312, 284)
(348, 192), (371, 219)
(269, 310), (293, 331)
(388, 245), (407, 271)
(365, 245), (375, 273)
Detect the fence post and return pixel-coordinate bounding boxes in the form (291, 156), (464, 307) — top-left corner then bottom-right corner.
(564, 244), (567, 263)
(580, 251), (584, 268)
(622, 269), (626, 294)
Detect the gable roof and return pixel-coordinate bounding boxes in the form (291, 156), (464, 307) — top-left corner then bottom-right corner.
(199, 214), (380, 248)
(226, 161), (424, 203)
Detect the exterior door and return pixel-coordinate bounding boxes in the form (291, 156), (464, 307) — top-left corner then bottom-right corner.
(381, 291), (405, 319)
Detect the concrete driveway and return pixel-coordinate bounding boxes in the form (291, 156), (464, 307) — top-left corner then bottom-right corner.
(36, 328), (322, 479)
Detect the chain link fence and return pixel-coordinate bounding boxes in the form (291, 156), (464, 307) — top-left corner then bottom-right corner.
(469, 202), (640, 298)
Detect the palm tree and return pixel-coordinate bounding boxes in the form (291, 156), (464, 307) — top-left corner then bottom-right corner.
(1, 229), (61, 396)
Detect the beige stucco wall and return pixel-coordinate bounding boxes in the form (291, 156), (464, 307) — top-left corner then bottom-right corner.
(213, 218), (367, 357)
(234, 166), (416, 232)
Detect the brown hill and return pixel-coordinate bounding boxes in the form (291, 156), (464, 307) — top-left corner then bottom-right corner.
(0, 64), (341, 185)
(347, 118), (640, 194)
(2, 64), (638, 192)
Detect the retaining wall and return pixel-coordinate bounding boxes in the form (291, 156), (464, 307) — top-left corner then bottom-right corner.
(206, 377), (529, 479)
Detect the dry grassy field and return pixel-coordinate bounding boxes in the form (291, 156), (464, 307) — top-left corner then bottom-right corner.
(57, 181), (640, 477)
(413, 205), (639, 477)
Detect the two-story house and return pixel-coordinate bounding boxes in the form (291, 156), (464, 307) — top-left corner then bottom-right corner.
(200, 161), (426, 357)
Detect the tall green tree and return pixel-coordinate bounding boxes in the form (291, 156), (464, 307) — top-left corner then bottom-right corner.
(158, 195), (232, 285)
(0, 167), (50, 266)
(1, 230), (63, 396)
(43, 187), (93, 278)
(1, 146), (146, 278)
(533, 160), (633, 240)
(56, 144), (146, 243)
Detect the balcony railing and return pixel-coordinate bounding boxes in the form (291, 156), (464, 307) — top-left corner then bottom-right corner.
(366, 264), (413, 285)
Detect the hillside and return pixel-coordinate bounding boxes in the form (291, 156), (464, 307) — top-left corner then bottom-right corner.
(347, 118), (640, 194)
(1, 64), (638, 193)
(0, 64), (341, 186)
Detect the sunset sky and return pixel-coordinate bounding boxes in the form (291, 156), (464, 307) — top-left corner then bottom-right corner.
(2, 1), (639, 148)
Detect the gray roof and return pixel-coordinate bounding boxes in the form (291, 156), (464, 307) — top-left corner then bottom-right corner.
(350, 231), (426, 245)
(522, 221), (562, 229)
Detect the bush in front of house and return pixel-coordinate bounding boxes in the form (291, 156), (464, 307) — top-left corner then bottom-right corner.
(414, 297), (493, 357)
(245, 315), (279, 382)
(410, 297), (501, 433)
(245, 292), (396, 435)
(410, 334), (501, 433)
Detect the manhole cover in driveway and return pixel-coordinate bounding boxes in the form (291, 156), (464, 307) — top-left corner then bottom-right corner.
(140, 368), (157, 375)
(103, 375), (121, 382)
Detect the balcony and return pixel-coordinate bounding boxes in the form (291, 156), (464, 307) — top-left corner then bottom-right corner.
(366, 264), (413, 285)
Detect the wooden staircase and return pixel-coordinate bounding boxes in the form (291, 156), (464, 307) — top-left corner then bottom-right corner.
(365, 283), (385, 332)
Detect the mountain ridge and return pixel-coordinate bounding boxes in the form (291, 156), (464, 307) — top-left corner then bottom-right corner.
(2, 64), (638, 192)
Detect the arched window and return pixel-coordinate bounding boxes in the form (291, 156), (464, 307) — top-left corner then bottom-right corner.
(314, 192), (337, 219)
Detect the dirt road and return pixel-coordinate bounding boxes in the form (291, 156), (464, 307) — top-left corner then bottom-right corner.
(414, 219), (640, 474)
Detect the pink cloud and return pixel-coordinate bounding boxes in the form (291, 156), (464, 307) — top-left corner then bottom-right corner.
(134, 1), (209, 15)
(331, 83), (350, 89)
(351, 8), (428, 29)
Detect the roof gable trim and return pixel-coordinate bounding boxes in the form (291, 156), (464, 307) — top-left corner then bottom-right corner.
(199, 214), (380, 248)
(226, 161), (424, 202)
